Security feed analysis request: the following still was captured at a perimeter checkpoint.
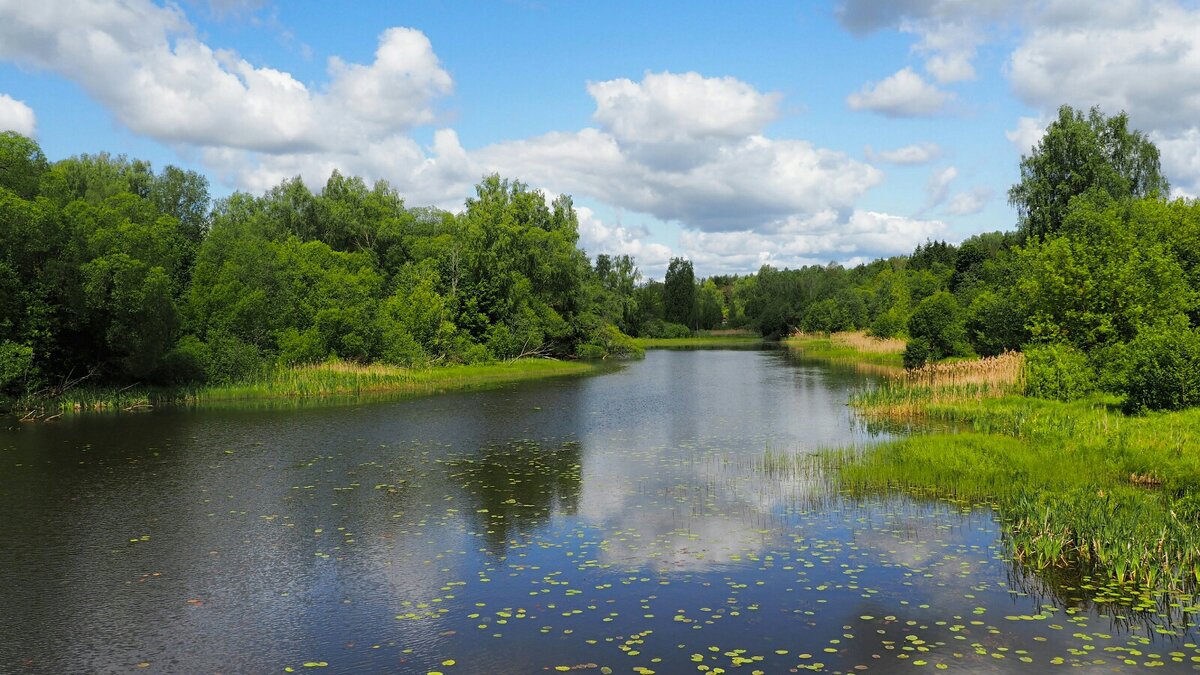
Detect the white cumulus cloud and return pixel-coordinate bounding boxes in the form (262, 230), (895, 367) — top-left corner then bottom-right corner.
(846, 67), (953, 117)
(574, 206), (674, 279)
(0, 93), (36, 136)
(0, 1), (451, 153)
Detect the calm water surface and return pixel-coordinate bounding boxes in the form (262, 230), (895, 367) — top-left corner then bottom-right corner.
(2, 349), (1197, 673)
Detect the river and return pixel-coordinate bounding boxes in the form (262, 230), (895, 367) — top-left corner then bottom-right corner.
(1, 348), (1196, 673)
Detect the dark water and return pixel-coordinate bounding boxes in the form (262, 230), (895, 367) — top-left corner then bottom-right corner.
(2, 349), (1198, 673)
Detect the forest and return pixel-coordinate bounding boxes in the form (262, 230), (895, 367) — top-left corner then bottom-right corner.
(2, 104), (1200, 413)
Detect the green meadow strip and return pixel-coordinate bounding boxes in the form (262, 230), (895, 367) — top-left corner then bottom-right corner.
(12, 359), (598, 417)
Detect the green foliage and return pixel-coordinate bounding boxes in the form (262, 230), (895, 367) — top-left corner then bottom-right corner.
(0, 131), (48, 199)
(868, 308), (905, 339)
(695, 279), (724, 330)
(1119, 320), (1200, 413)
(902, 337), (933, 370)
(1009, 105), (1169, 240)
(576, 324), (644, 360)
(1023, 343), (1095, 401)
(904, 291), (969, 366)
(965, 290), (1027, 356)
(0, 340), (34, 393)
(1016, 194), (1195, 351)
(640, 319), (692, 339)
(663, 257), (696, 327)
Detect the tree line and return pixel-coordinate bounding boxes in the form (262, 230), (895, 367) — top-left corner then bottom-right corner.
(3, 103), (1199, 412)
(0, 133), (657, 403)
(674, 106), (1200, 413)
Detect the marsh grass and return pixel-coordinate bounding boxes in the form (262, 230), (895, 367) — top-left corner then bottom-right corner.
(827, 377), (1200, 591)
(853, 350), (1026, 415)
(785, 331), (906, 368)
(770, 336), (1200, 592)
(200, 359), (593, 400)
(14, 358), (596, 418)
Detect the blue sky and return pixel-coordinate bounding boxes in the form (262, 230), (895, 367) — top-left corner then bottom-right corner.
(2, 1), (1199, 278)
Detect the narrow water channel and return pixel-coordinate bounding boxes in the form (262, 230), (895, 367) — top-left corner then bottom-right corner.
(1, 349), (1196, 673)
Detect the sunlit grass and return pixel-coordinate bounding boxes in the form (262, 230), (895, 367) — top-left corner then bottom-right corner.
(853, 351), (1026, 415)
(828, 369), (1200, 591)
(14, 358), (598, 417)
(784, 331), (906, 368)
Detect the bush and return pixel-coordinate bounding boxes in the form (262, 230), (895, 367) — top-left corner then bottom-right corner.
(641, 319), (692, 339)
(203, 333), (265, 384)
(903, 337), (933, 370)
(966, 290), (1028, 357)
(1119, 321), (1200, 413)
(907, 291), (970, 361)
(0, 340), (34, 394)
(1023, 343), (1095, 401)
(155, 336), (209, 384)
(869, 308), (905, 339)
(577, 324), (644, 360)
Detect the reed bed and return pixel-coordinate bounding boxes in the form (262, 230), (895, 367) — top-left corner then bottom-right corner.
(854, 351), (1026, 416)
(819, 347), (1200, 592)
(784, 331), (906, 368)
(829, 331), (907, 355)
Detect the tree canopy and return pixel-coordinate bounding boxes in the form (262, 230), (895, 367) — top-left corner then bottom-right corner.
(1008, 105), (1169, 241)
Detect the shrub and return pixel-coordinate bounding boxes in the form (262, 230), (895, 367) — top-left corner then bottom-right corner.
(907, 292), (970, 361)
(1023, 343), (1095, 401)
(966, 290), (1028, 357)
(577, 324), (644, 360)
(642, 319), (692, 339)
(0, 340), (34, 394)
(1119, 321), (1200, 413)
(869, 309), (905, 339)
(903, 337), (934, 370)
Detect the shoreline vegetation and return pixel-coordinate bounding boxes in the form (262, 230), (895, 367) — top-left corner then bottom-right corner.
(784, 331), (1200, 597)
(12, 358), (599, 420)
(633, 329), (762, 349)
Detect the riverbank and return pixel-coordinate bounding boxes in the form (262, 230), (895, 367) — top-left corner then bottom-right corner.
(633, 331), (763, 349)
(9, 358), (600, 420)
(790, 332), (1200, 594)
(784, 331), (906, 368)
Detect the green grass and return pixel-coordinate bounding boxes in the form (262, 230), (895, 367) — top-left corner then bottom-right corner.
(765, 338), (1200, 593)
(633, 334), (763, 349)
(783, 334), (905, 368)
(11, 358), (599, 418)
(823, 390), (1200, 592)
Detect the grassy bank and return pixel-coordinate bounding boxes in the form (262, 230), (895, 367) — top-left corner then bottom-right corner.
(11, 358), (599, 419)
(784, 331), (906, 368)
(634, 331), (763, 349)
(801, 336), (1200, 593)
